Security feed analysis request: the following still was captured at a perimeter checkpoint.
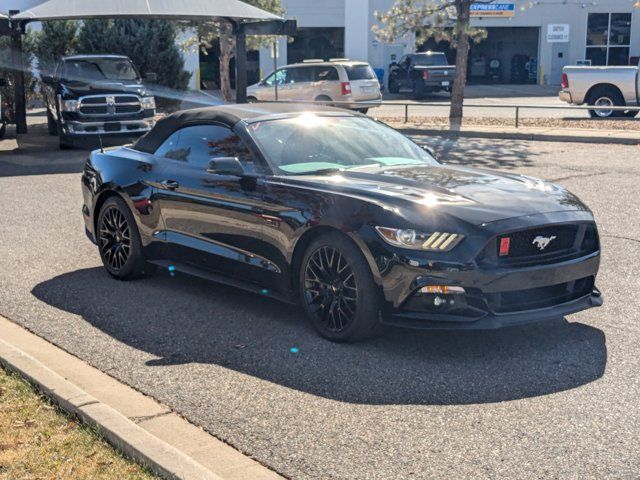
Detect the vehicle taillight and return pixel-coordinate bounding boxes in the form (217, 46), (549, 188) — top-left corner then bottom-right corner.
(561, 73), (569, 89)
(341, 82), (352, 95)
(422, 70), (430, 81)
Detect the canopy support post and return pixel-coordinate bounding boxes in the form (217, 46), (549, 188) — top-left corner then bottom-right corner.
(235, 31), (247, 104)
(10, 18), (27, 134)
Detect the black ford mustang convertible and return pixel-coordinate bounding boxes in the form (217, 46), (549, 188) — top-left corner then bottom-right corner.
(82, 103), (602, 341)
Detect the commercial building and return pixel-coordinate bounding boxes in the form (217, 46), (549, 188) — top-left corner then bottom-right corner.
(3, 0), (638, 90)
(257, 0), (639, 87)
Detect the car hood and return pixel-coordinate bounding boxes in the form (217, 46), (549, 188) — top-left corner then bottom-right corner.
(62, 80), (147, 96)
(282, 164), (589, 226)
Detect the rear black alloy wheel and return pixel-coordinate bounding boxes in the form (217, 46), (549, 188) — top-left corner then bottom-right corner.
(299, 233), (382, 342)
(304, 246), (358, 333)
(99, 206), (131, 271)
(97, 196), (153, 279)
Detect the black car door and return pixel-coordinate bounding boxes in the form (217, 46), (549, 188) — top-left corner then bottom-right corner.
(153, 123), (280, 284)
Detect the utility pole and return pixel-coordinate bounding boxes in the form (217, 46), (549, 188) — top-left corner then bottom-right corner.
(9, 12), (27, 134)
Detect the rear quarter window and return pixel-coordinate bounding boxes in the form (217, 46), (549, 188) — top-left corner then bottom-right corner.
(344, 65), (377, 81)
(314, 66), (339, 81)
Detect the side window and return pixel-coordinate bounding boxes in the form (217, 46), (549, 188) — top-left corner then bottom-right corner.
(314, 66), (339, 81)
(265, 69), (287, 86)
(155, 125), (257, 173)
(288, 67), (313, 84)
(154, 130), (188, 162)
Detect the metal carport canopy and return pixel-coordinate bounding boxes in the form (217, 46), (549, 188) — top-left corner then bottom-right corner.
(7, 0), (291, 134)
(10, 0), (281, 21)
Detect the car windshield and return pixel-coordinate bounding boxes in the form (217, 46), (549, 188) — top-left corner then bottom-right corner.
(247, 114), (438, 175)
(63, 58), (140, 82)
(413, 54), (448, 66)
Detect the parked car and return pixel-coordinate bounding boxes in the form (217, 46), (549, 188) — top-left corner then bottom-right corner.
(0, 77), (6, 139)
(388, 51), (456, 99)
(246, 59), (382, 113)
(559, 59), (640, 118)
(42, 55), (157, 149)
(82, 103), (603, 342)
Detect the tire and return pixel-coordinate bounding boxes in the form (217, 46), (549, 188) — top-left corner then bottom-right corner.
(0, 121), (5, 140)
(356, 108), (369, 114)
(247, 96), (258, 103)
(299, 232), (382, 342)
(97, 196), (153, 280)
(587, 87), (624, 118)
(623, 110), (639, 118)
(388, 78), (399, 94)
(413, 82), (426, 100)
(59, 130), (73, 150)
(47, 108), (58, 136)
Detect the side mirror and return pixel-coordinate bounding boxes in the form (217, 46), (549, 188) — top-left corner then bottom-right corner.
(422, 144), (437, 159)
(41, 75), (55, 85)
(207, 157), (245, 176)
(144, 72), (158, 83)
(0, 78), (6, 87)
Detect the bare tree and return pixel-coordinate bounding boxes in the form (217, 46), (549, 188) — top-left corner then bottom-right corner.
(373, 0), (489, 128)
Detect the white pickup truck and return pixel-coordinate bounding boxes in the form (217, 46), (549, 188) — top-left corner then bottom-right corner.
(559, 60), (639, 118)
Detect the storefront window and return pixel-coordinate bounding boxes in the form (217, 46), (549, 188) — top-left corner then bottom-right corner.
(585, 12), (632, 65)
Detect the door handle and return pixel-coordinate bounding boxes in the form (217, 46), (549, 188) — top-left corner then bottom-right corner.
(160, 180), (179, 190)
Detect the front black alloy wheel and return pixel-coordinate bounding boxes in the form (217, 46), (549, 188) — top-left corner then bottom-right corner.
(304, 246), (358, 333)
(97, 196), (152, 279)
(300, 233), (382, 342)
(100, 205), (131, 270)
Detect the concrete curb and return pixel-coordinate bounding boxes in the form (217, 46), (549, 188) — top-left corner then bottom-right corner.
(0, 338), (222, 480)
(0, 316), (284, 480)
(394, 126), (640, 145)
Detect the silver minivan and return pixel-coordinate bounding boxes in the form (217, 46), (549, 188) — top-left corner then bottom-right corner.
(247, 59), (382, 113)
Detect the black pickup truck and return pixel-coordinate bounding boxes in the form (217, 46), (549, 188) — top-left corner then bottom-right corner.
(388, 51), (456, 99)
(42, 55), (157, 149)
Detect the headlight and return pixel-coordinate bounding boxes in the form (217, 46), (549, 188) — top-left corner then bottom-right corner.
(60, 99), (79, 112)
(141, 96), (156, 110)
(375, 227), (463, 251)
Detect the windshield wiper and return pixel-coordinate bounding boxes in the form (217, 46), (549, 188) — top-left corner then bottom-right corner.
(288, 168), (343, 176)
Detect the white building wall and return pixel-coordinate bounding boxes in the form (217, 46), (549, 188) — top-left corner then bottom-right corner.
(345, 0), (370, 62)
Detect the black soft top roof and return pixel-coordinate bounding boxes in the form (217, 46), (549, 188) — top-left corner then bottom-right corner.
(133, 103), (351, 154)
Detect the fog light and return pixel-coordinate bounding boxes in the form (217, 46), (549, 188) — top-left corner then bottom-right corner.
(419, 285), (465, 295)
(433, 296), (445, 306)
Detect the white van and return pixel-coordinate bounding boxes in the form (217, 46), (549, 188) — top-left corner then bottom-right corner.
(247, 59), (382, 113)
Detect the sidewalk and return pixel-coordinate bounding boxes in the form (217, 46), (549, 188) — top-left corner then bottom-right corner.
(390, 122), (640, 145)
(0, 315), (283, 480)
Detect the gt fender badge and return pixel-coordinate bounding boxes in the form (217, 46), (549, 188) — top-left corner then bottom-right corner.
(532, 235), (556, 251)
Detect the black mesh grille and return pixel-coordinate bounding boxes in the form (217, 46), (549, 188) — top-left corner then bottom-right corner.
(499, 225), (578, 258)
(478, 223), (599, 268)
(115, 95), (139, 104)
(487, 276), (595, 313)
(115, 105), (141, 114)
(81, 97), (106, 105)
(80, 105), (107, 115)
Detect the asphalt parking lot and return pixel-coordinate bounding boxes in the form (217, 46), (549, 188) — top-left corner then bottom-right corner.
(1, 125), (639, 479)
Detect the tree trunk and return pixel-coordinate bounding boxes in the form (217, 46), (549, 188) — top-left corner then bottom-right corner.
(219, 32), (234, 103)
(450, 0), (471, 130)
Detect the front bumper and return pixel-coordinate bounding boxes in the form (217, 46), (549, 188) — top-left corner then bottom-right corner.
(378, 251), (601, 329)
(386, 288), (602, 330)
(64, 118), (155, 136)
(367, 214), (602, 330)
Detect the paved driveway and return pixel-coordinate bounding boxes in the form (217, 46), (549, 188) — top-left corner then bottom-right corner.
(1, 127), (638, 479)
